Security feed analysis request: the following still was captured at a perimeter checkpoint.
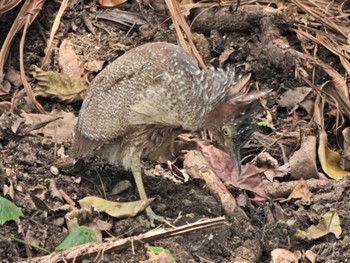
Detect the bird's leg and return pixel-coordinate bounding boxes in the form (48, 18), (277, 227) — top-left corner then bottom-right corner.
(131, 159), (171, 227)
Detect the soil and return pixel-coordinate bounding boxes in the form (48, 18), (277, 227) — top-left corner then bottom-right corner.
(1, 1), (350, 262)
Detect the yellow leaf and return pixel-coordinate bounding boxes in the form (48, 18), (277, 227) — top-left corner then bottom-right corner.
(294, 211), (341, 240)
(78, 196), (154, 218)
(318, 129), (350, 179)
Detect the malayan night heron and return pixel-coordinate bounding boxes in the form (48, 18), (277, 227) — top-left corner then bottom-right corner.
(71, 42), (261, 226)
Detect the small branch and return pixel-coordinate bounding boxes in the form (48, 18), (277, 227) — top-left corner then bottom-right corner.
(20, 217), (226, 263)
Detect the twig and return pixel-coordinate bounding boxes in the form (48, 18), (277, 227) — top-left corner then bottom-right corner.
(20, 217), (226, 263)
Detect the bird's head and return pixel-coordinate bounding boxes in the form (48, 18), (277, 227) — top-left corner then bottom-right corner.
(206, 101), (258, 176)
(204, 77), (268, 175)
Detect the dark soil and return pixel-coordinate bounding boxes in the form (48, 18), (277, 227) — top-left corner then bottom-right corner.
(1, 1), (349, 262)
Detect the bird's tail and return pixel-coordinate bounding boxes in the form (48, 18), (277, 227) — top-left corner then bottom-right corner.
(70, 126), (103, 159)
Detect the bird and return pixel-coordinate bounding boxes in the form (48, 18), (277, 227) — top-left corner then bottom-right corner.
(71, 42), (263, 226)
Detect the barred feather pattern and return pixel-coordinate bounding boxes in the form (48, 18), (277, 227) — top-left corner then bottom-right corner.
(71, 42), (242, 169)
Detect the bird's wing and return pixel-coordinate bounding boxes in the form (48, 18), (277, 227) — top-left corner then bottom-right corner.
(128, 70), (189, 128)
(77, 59), (145, 140)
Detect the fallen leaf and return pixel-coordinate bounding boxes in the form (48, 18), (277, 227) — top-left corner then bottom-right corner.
(99, 0), (127, 7)
(290, 135), (319, 180)
(219, 47), (234, 66)
(58, 39), (88, 88)
(303, 250), (317, 263)
(197, 142), (267, 200)
(276, 86), (312, 114)
(0, 197), (24, 225)
(270, 248), (301, 263)
(197, 143), (233, 181)
(294, 211), (341, 240)
(4, 67), (22, 88)
(97, 12), (147, 30)
(55, 226), (97, 251)
(143, 246), (176, 263)
(226, 164), (267, 201)
(78, 196), (154, 218)
(256, 152), (290, 181)
(84, 60), (104, 72)
(280, 179), (312, 205)
(21, 108), (77, 143)
(323, 81), (350, 118)
(318, 129), (350, 179)
(30, 65), (86, 103)
(340, 127), (350, 170)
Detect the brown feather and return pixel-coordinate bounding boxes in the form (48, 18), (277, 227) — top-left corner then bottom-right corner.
(71, 126), (104, 159)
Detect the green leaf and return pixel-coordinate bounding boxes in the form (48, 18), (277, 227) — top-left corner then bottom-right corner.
(55, 226), (97, 251)
(257, 120), (269, 127)
(146, 245), (176, 263)
(0, 197), (24, 225)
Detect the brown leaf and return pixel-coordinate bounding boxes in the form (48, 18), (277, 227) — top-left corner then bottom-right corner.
(4, 67), (22, 88)
(341, 127), (350, 170)
(303, 250), (317, 263)
(21, 108), (77, 143)
(99, 0), (127, 7)
(270, 248), (301, 263)
(59, 39), (88, 88)
(289, 135), (319, 180)
(197, 143), (233, 181)
(197, 142), (267, 200)
(280, 179), (312, 205)
(219, 47), (234, 66)
(276, 86), (312, 113)
(84, 60), (104, 72)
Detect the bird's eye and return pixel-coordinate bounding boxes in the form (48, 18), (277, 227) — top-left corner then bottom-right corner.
(221, 126), (231, 137)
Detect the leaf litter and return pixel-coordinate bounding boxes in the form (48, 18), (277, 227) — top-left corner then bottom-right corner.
(1, 0), (350, 262)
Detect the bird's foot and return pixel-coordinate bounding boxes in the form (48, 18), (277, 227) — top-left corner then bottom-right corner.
(146, 207), (179, 228)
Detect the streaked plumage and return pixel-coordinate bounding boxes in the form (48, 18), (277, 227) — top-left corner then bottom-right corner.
(71, 42), (261, 226)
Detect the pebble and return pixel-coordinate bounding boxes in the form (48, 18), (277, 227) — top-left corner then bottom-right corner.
(50, 166), (59, 175)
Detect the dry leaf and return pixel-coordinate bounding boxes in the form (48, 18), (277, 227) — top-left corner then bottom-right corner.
(219, 47), (234, 66)
(78, 196), (154, 218)
(276, 86), (312, 114)
(280, 179), (312, 205)
(256, 152), (290, 181)
(294, 211), (341, 240)
(96, 11), (147, 29)
(197, 143), (234, 181)
(30, 65), (86, 103)
(84, 60), (104, 72)
(340, 127), (350, 170)
(323, 81), (350, 118)
(290, 135), (319, 180)
(59, 40), (87, 87)
(318, 129), (350, 179)
(21, 108), (77, 143)
(143, 246), (175, 263)
(4, 67), (22, 88)
(303, 250), (317, 263)
(197, 142), (267, 200)
(270, 248), (301, 263)
(99, 0), (127, 7)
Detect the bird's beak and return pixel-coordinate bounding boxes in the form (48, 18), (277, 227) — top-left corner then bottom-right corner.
(225, 140), (241, 176)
